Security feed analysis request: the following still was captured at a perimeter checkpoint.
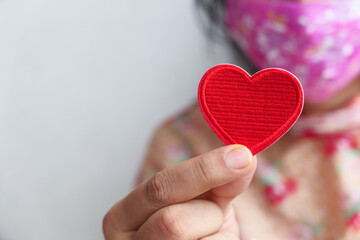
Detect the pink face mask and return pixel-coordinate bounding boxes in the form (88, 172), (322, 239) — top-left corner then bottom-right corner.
(225, 0), (360, 103)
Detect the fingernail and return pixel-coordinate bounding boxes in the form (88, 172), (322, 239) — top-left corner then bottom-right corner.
(225, 147), (251, 170)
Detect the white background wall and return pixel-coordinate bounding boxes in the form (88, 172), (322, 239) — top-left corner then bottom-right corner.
(0, 0), (235, 239)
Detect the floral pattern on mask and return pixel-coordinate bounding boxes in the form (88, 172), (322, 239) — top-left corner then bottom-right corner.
(225, 0), (360, 103)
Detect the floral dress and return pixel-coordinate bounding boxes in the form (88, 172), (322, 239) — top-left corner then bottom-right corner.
(136, 95), (360, 240)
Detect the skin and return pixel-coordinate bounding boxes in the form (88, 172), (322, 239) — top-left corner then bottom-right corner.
(103, 0), (360, 239)
(103, 145), (257, 239)
(303, 75), (360, 115)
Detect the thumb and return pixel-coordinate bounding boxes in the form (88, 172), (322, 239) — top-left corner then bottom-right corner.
(198, 145), (257, 237)
(200, 145), (257, 210)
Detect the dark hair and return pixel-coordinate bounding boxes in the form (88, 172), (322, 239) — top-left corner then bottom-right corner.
(195, 0), (258, 74)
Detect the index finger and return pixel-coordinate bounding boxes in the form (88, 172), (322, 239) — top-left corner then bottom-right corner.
(103, 144), (254, 234)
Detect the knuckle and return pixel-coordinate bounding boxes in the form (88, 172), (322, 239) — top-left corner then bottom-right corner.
(102, 210), (116, 239)
(158, 207), (185, 238)
(146, 171), (173, 206)
(102, 213), (110, 234)
(194, 155), (214, 184)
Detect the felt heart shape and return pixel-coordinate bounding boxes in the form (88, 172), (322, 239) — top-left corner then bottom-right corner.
(198, 64), (304, 155)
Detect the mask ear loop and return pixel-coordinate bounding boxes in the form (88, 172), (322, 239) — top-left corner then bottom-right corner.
(195, 0), (259, 74)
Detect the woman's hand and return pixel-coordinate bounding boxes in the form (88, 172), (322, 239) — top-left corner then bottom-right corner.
(103, 144), (257, 240)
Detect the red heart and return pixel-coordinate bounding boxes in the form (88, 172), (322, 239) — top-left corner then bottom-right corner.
(198, 64), (304, 155)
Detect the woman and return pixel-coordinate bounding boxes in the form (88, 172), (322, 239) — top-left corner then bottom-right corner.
(104, 0), (360, 239)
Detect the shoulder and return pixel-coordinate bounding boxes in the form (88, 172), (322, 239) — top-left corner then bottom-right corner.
(151, 101), (223, 161)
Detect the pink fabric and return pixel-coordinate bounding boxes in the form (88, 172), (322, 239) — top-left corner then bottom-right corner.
(225, 0), (360, 103)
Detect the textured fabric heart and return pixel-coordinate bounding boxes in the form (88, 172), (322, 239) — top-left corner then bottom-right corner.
(198, 64), (304, 155)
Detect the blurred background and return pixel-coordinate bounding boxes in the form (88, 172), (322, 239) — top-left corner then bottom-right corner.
(0, 0), (236, 239)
